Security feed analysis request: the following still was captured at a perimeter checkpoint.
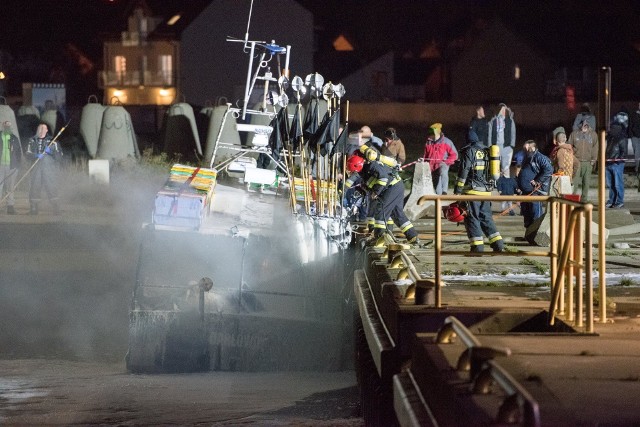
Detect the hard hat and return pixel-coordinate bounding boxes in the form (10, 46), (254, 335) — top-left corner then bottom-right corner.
(346, 155), (365, 173)
(445, 202), (466, 223)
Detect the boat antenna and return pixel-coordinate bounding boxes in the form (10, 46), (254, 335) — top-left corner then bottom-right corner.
(244, 0), (254, 50)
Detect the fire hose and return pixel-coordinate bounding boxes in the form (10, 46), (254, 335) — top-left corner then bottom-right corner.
(496, 181), (542, 216)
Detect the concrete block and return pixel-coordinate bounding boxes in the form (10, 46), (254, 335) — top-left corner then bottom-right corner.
(404, 161), (435, 221)
(88, 159), (109, 184)
(592, 208), (637, 228)
(525, 212), (608, 246)
(607, 222), (640, 236)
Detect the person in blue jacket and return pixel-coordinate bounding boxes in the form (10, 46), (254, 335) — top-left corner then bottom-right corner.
(605, 122), (628, 208)
(516, 140), (553, 230)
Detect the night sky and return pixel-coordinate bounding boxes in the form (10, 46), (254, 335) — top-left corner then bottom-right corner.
(2, 0), (640, 103)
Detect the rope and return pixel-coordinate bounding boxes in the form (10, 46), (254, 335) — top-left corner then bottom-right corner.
(496, 182), (541, 216)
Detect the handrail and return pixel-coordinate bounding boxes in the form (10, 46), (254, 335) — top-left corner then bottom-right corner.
(548, 204), (594, 331)
(362, 193), (598, 331)
(411, 193), (598, 332)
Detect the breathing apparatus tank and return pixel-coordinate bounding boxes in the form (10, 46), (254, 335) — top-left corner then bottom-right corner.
(488, 144), (500, 185)
(358, 145), (398, 168)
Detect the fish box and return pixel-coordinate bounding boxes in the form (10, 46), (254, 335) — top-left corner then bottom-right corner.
(153, 191), (208, 229)
(152, 164), (217, 229)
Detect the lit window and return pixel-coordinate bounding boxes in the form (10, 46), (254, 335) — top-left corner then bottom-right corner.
(167, 14), (181, 26)
(158, 55), (172, 85)
(514, 65), (521, 80)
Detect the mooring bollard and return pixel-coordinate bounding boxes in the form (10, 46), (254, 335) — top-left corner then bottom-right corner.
(415, 279), (436, 305)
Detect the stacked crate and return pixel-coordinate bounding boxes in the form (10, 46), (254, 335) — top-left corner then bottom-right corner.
(152, 164), (217, 229)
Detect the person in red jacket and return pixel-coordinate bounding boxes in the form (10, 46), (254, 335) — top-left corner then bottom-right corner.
(423, 123), (458, 194)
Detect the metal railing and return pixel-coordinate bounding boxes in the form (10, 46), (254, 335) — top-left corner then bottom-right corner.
(98, 70), (176, 88)
(373, 194), (599, 332)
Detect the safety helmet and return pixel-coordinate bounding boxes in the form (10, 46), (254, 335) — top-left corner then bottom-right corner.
(346, 155), (365, 173)
(445, 202), (466, 223)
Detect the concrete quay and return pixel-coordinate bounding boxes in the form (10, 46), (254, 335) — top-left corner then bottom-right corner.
(362, 190), (640, 426)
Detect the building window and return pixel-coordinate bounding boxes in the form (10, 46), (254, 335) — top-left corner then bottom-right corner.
(158, 55), (172, 85)
(514, 64), (521, 80)
(115, 55), (126, 83)
(115, 56), (126, 74)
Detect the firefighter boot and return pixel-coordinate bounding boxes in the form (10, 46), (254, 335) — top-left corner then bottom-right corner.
(491, 240), (505, 252)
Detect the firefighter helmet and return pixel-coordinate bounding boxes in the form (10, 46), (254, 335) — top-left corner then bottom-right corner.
(445, 202), (466, 223)
(346, 155), (365, 173)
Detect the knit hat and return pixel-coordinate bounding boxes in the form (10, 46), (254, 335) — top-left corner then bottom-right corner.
(428, 123), (442, 136)
(359, 126), (373, 138)
(553, 126), (566, 138)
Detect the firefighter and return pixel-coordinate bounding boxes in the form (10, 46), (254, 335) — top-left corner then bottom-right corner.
(345, 154), (419, 244)
(453, 130), (504, 252)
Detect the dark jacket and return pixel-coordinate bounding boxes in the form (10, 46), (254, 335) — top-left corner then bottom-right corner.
(454, 130), (492, 195)
(629, 108), (640, 139)
(26, 134), (62, 162)
(517, 150), (553, 195)
(0, 131), (22, 169)
(469, 116), (489, 146)
(605, 124), (628, 162)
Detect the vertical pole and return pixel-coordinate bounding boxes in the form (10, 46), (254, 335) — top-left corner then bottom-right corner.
(567, 204), (575, 322)
(558, 203), (566, 315)
(242, 42), (256, 120)
(585, 205), (594, 332)
(284, 45), (291, 77)
(435, 198), (442, 308)
(549, 200), (558, 305)
(597, 67), (610, 323)
(576, 211), (584, 328)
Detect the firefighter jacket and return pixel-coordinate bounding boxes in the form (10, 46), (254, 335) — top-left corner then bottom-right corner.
(454, 141), (493, 195)
(345, 161), (401, 197)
